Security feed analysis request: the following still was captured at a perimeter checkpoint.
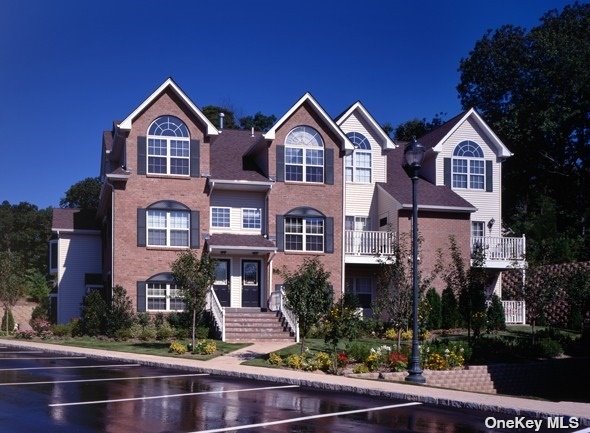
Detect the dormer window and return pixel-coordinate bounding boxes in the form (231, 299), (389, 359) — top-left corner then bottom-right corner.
(452, 140), (484, 190)
(345, 132), (371, 183)
(284, 126), (324, 183)
(147, 116), (190, 175)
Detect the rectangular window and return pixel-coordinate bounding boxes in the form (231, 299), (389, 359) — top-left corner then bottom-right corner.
(147, 138), (190, 176)
(49, 240), (58, 271)
(472, 221), (485, 238)
(354, 152), (371, 183)
(469, 160), (485, 189)
(147, 283), (185, 311)
(242, 208), (261, 230)
(346, 277), (373, 308)
(285, 148), (303, 181)
(285, 216), (324, 252)
(211, 207), (231, 228)
(147, 210), (189, 247)
(452, 159), (468, 188)
(285, 147), (324, 183)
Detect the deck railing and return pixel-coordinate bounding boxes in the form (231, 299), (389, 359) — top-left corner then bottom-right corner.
(502, 300), (526, 324)
(208, 287), (225, 341)
(345, 230), (395, 256)
(472, 235), (526, 262)
(278, 288), (299, 343)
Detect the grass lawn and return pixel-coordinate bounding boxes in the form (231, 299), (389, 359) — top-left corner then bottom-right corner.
(3, 336), (249, 361)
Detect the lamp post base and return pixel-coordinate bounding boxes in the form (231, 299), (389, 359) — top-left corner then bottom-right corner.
(405, 370), (426, 384)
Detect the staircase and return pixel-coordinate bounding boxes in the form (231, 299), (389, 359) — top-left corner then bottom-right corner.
(224, 308), (296, 342)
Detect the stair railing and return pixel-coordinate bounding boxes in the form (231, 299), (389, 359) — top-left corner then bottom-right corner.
(279, 287), (299, 343)
(208, 287), (225, 341)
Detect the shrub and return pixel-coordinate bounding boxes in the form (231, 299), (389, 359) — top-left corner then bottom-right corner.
(129, 323), (143, 339)
(136, 312), (151, 328)
(384, 328), (397, 340)
(139, 324), (157, 341)
(424, 352), (447, 370)
(115, 328), (132, 341)
(352, 363), (369, 374)
(388, 351), (408, 371)
(154, 312), (165, 329)
(15, 330), (34, 340)
(285, 354), (304, 369)
(441, 286), (460, 329)
(336, 352), (349, 368)
(174, 327), (190, 340)
(156, 321), (175, 341)
(345, 341), (372, 363)
(169, 340), (188, 355)
(80, 290), (107, 336)
(534, 338), (563, 358)
(25, 269), (50, 303)
(30, 317), (52, 338)
(194, 340), (217, 355)
(268, 352), (283, 366)
(52, 323), (73, 337)
(1, 309), (15, 333)
(105, 285), (134, 337)
(423, 288), (442, 330)
(364, 352), (380, 371)
(31, 301), (49, 322)
(195, 325), (210, 340)
(310, 351), (331, 372)
(486, 295), (506, 333)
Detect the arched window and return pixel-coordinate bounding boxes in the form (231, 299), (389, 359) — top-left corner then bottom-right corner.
(145, 273), (185, 312)
(345, 132), (372, 183)
(147, 116), (190, 175)
(452, 140), (484, 190)
(284, 126), (324, 183)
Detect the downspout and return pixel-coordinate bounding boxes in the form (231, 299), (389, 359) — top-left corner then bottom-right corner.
(341, 149), (346, 298)
(103, 180), (115, 292)
(265, 184), (273, 302)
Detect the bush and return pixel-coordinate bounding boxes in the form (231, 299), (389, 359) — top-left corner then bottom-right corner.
(31, 298), (50, 322)
(139, 324), (157, 341)
(115, 328), (132, 341)
(136, 312), (151, 328)
(268, 352), (283, 366)
(423, 288), (442, 330)
(193, 340), (217, 355)
(486, 295), (506, 333)
(80, 290), (107, 336)
(154, 312), (165, 329)
(285, 354), (304, 369)
(345, 341), (373, 363)
(156, 321), (175, 341)
(441, 286), (460, 329)
(52, 323), (73, 337)
(1, 309), (15, 333)
(352, 364), (369, 374)
(388, 351), (408, 371)
(534, 338), (563, 358)
(105, 285), (134, 337)
(310, 351), (331, 372)
(169, 340), (188, 355)
(25, 269), (50, 303)
(30, 318), (52, 338)
(14, 330), (34, 340)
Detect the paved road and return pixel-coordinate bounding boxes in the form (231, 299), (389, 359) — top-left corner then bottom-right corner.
(0, 346), (586, 433)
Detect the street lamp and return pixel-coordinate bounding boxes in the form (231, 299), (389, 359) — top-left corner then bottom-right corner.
(404, 138), (426, 384)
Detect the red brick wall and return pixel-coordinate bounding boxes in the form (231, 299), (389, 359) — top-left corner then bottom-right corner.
(398, 210), (471, 291)
(268, 102), (345, 296)
(112, 90), (210, 306)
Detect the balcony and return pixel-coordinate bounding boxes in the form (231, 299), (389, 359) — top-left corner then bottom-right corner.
(345, 230), (395, 264)
(471, 235), (526, 268)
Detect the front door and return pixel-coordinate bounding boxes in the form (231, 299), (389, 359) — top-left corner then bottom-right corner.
(213, 259), (230, 307)
(241, 260), (261, 307)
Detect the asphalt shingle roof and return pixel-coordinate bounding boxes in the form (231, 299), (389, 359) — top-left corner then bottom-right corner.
(207, 233), (276, 249)
(209, 130), (269, 182)
(52, 208), (100, 230)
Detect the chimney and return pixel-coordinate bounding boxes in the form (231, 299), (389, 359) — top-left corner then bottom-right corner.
(219, 112), (225, 130)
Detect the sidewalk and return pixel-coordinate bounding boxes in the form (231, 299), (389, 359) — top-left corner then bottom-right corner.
(1, 338), (589, 425)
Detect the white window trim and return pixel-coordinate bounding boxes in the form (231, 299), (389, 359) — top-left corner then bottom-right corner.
(284, 126), (325, 184)
(345, 150), (372, 183)
(146, 209), (190, 248)
(146, 282), (185, 312)
(242, 208), (262, 230)
(284, 216), (324, 252)
(146, 116), (191, 176)
(211, 207), (232, 229)
(49, 239), (58, 272)
(471, 221), (485, 238)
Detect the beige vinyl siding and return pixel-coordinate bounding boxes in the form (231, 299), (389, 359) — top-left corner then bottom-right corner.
(435, 118), (503, 238)
(346, 184), (376, 222)
(57, 233), (102, 324)
(210, 191), (265, 234)
(376, 185), (400, 233)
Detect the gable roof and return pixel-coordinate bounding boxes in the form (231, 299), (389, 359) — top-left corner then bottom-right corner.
(379, 146), (476, 212)
(263, 93), (354, 153)
(420, 108), (512, 158)
(117, 78), (219, 136)
(335, 101), (396, 150)
(209, 129), (269, 182)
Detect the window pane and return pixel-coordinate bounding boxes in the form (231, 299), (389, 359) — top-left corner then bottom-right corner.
(170, 158), (189, 175)
(285, 217), (303, 233)
(285, 165), (303, 181)
(306, 217), (324, 234)
(242, 209), (261, 229)
(286, 234), (303, 250)
(148, 229), (166, 246)
(169, 297), (185, 311)
(355, 168), (371, 183)
(306, 166), (323, 182)
(453, 159), (467, 173)
(170, 230), (188, 246)
(212, 208), (230, 227)
(345, 167), (353, 182)
(214, 261), (228, 284)
(147, 210), (166, 228)
(170, 211), (189, 229)
(285, 148), (303, 164)
(306, 235), (323, 251)
(306, 149), (323, 165)
(148, 157), (166, 174)
(170, 140), (189, 157)
(470, 175), (484, 189)
(148, 139), (167, 156)
(355, 152), (371, 168)
(453, 174), (468, 189)
(470, 160), (484, 174)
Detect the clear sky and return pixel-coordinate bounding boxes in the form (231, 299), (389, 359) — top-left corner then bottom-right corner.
(0, 0), (575, 209)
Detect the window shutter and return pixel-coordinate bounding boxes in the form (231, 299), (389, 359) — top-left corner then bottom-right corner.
(136, 282), (146, 312)
(325, 148), (334, 185)
(137, 208), (146, 247)
(190, 139), (200, 177)
(444, 158), (451, 187)
(276, 215), (284, 251)
(486, 160), (493, 192)
(137, 136), (146, 175)
(325, 217), (334, 253)
(190, 210), (200, 248)
(276, 145), (285, 182)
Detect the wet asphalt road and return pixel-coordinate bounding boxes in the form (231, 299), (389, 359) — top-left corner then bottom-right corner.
(0, 347), (583, 433)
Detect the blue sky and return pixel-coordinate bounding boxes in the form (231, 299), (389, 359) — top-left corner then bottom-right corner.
(0, 0), (574, 209)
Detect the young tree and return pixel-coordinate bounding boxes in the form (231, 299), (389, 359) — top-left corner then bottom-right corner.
(171, 251), (216, 349)
(80, 290), (107, 336)
(521, 266), (560, 342)
(566, 270), (590, 332)
(441, 285), (460, 329)
(422, 287), (442, 330)
(486, 294), (506, 333)
(25, 268), (50, 303)
(60, 177), (102, 210)
(323, 297), (361, 373)
(282, 257), (333, 354)
(105, 285), (134, 337)
(0, 252), (25, 334)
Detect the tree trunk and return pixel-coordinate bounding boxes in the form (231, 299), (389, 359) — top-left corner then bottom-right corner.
(192, 309), (196, 351)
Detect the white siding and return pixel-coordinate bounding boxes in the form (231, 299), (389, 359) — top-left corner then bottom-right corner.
(435, 118), (503, 237)
(210, 191), (266, 235)
(376, 185), (400, 233)
(57, 233), (102, 324)
(346, 184), (376, 221)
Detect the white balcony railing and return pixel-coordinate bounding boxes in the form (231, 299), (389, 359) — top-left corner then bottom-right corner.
(207, 287), (225, 341)
(471, 235), (526, 262)
(345, 230), (395, 256)
(502, 300), (526, 324)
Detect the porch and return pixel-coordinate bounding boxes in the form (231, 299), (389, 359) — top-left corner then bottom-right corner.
(472, 235), (526, 268)
(344, 230), (395, 263)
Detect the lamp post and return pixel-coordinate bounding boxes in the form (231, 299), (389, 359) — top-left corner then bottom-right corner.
(404, 138), (426, 384)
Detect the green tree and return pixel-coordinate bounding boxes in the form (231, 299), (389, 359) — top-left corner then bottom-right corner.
(394, 114), (445, 141)
(566, 270), (590, 332)
(105, 285), (134, 337)
(520, 266), (560, 342)
(239, 112), (277, 132)
(441, 285), (460, 329)
(0, 201), (52, 273)
(486, 294), (506, 333)
(282, 257), (333, 354)
(457, 3), (590, 262)
(423, 287), (442, 330)
(25, 268), (50, 303)
(79, 290), (107, 336)
(171, 251), (216, 349)
(60, 177), (102, 210)
(0, 252), (25, 334)
(202, 105), (238, 129)
(323, 298), (361, 373)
